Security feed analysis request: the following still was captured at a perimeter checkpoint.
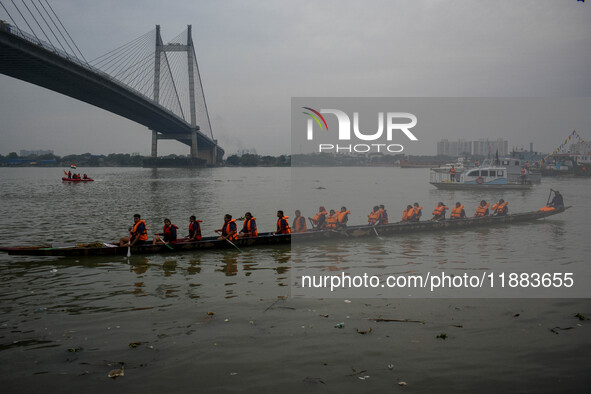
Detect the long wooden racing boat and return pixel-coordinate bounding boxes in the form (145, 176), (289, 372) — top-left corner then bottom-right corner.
(0, 207), (569, 257)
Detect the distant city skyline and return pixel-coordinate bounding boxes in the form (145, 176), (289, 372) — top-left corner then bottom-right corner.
(1, 1), (590, 157)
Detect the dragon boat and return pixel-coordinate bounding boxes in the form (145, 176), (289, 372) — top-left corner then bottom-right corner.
(0, 207), (569, 257)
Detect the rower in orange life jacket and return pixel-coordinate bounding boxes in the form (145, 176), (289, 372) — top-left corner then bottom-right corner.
(410, 202), (423, 221)
(368, 206), (381, 225)
(401, 205), (413, 222)
(153, 218), (178, 244)
(238, 212), (258, 238)
(335, 207), (351, 229)
(275, 210), (291, 234)
(474, 200), (490, 217)
(431, 202), (449, 221)
(450, 202), (466, 219)
(119, 213), (148, 246)
(293, 210), (307, 233)
(378, 205), (388, 224)
(325, 209), (339, 229)
(187, 215), (202, 241)
(308, 206), (327, 229)
(216, 214), (237, 241)
(491, 199), (509, 216)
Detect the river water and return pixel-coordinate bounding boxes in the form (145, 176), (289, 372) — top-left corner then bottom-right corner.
(0, 166), (590, 392)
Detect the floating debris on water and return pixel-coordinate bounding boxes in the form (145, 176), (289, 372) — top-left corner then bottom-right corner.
(575, 312), (586, 321)
(207, 311), (215, 316)
(67, 346), (82, 352)
(128, 342), (142, 348)
(398, 381), (408, 386)
(334, 322), (344, 328)
(344, 300), (352, 304)
(108, 365), (124, 379)
(436, 333), (448, 340)
(356, 328), (372, 335)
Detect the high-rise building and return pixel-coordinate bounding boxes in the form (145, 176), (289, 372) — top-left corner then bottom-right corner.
(437, 139), (472, 156)
(472, 139), (508, 156)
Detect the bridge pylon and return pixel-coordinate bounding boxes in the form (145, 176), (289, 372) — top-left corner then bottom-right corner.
(150, 25), (217, 164)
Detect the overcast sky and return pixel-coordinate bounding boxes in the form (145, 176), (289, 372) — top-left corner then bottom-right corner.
(1, 0), (590, 157)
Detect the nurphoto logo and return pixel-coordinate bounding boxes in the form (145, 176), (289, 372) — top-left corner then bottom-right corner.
(302, 107), (418, 153)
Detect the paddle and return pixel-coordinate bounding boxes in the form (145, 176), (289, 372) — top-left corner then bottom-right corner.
(546, 188), (555, 206)
(224, 237), (243, 253)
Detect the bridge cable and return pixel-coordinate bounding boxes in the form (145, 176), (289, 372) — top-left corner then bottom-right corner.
(20, 0), (58, 52)
(37, 0), (81, 62)
(42, 0), (88, 63)
(191, 45), (215, 139)
(8, 0), (42, 44)
(29, 0), (71, 59)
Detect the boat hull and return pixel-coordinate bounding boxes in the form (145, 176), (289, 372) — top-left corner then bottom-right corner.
(62, 177), (94, 182)
(0, 207), (568, 256)
(429, 182), (532, 190)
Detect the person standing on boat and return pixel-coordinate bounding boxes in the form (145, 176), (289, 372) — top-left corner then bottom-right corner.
(216, 214), (237, 241)
(431, 202), (449, 221)
(309, 207), (327, 229)
(449, 166), (456, 182)
(275, 211), (291, 234)
(491, 199), (509, 216)
(120, 214), (148, 246)
(238, 212), (258, 238)
(520, 167), (528, 184)
(293, 210), (307, 233)
(410, 203), (423, 221)
(335, 207), (351, 229)
(67, 170), (72, 179)
(450, 202), (466, 219)
(153, 218), (178, 245)
(378, 205), (388, 224)
(368, 206), (382, 225)
(83, 174), (88, 180)
(186, 215), (202, 241)
(474, 200), (490, 217)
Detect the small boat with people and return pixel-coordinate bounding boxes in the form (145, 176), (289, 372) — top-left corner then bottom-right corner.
(0, 196), (568, 257)
(429, 164), (533, 190)
(62, 177), (94, 182)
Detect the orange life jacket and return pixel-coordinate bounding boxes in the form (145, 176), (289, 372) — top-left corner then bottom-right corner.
(277, 216), (291, 234)
(368, 210), (381, 225)
(475, 203), (490, 217)
(242, 217), (258, 237)
(326, 214), (339, 229)
(402, 208), (412, 221)
(335, 210), (350, 225)
(189, 220), (202, 240)
(432, 205), (448, 216)
(492, 201), (508, 215)
(411, 206), (423, 220)
(311, 210), (327, 227)
(450, 205), (465, 219)
(132, 220), (148, 241)
(223, 219), (238, 241)
(293, 215), (307, 233)
(538, 206), (556, 212)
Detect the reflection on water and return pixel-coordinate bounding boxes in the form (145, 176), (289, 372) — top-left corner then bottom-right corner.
(0, 167), (590, 391)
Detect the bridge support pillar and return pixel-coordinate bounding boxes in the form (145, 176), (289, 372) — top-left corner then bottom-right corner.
(151, 130), (158, 157)
(190, 128), (198, 158)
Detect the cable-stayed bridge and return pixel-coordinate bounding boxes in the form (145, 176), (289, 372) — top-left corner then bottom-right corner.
(0, 3), (223, 164)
